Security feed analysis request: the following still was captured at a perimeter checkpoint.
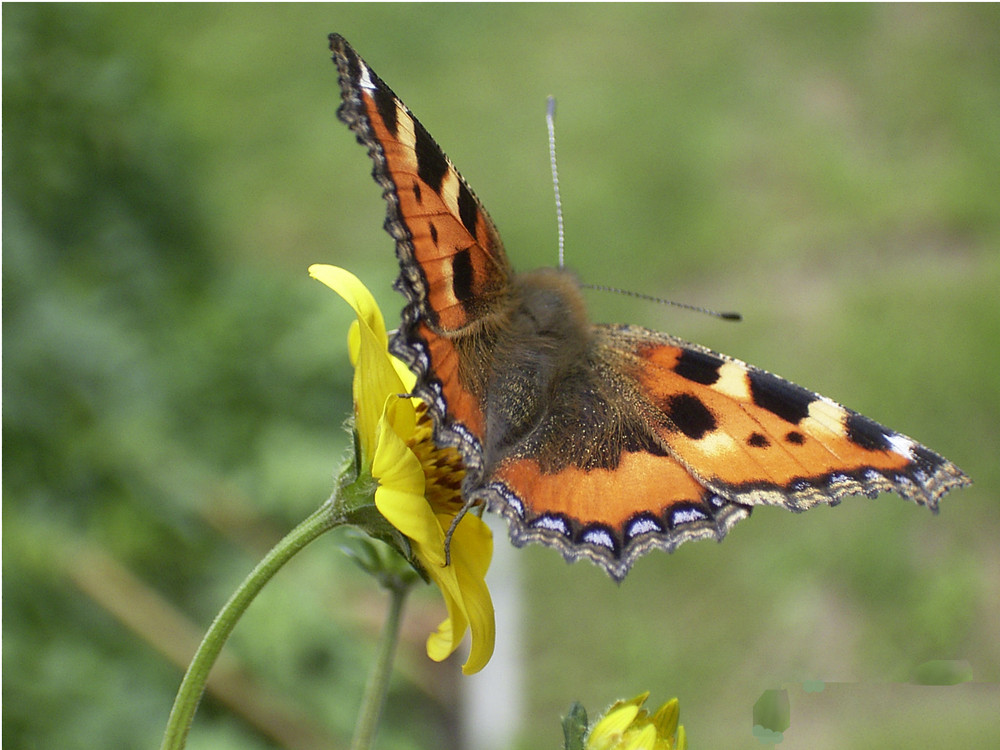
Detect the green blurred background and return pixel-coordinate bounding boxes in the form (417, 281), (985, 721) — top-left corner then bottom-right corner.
(4, 4), (999, 749)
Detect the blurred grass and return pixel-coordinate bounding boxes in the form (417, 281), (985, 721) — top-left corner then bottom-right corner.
(4, 4), (998, 750)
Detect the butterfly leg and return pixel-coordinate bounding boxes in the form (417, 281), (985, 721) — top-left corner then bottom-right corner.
(442, 498), (486, 566)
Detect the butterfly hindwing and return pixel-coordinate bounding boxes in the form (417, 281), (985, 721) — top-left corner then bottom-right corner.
(483, 431), (753, 581)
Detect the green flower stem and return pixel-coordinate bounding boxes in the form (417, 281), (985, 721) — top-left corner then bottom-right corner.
(160, 501), (344, 750)
(350, 579), (410, 750)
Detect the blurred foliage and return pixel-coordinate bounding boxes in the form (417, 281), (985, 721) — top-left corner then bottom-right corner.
(4, 4), (999, 750)
(4, 6), (389, 750)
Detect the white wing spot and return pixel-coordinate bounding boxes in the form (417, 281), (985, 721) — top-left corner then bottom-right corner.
(671, 507), (707, 526)
(887, 433), (915, 459)
(493, 485), (524, 517)
(582, 528), (615, 549)
(439, 168), (462, 218)
(690, 431), (737, 456)
(714, 361), (752, 399)
(395, 106), (417, 156)
(358, 63), (376, 91)
(534, 515), (570, 536)
(627, 517), (661, 538)
(805, 397), (846, 434)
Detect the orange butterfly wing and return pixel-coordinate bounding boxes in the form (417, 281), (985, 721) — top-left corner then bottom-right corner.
(332, 33), (503, 449)
(605, 326), (965, 510)
(330, 35), (969, 581)
(331, 34), (509, 333)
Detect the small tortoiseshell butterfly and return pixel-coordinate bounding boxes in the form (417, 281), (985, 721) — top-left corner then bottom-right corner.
(329, 35), (969, 581)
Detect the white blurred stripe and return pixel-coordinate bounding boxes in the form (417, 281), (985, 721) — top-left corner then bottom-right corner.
(460, 514), (525, 749)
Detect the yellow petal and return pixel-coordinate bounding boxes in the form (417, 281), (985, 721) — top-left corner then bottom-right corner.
(389, 350), (417, 392)
(623, 724), (657, 750)
(446, 516), (495, 669)
(347, 319), (361, 368)
(447, 512), (494, 580)
(310, 265), (410, 460)
(589, 704), (640, 749)
(652, 698), (679, 740)
(419, 514), (494, 671)
(426, 587), (466, 660)
(422, 549), (472, 659)
(309, 265), (387, 350)
(381, 388), (416, 449)
(348, 318), (417, 392)
(372, 408), (439, 553)
(454, 576), (495, 673)
(315, 265), (415, 391)
(426, 616), (457, 660)
(355, 326), (408, 461)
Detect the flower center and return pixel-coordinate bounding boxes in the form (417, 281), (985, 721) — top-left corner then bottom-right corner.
(407, 402), (467, 515)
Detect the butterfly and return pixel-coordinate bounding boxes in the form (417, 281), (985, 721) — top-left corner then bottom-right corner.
(328, 34), (970, 581)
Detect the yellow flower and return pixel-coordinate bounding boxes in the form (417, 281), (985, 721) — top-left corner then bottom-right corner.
(587, 693), (686, 750)
(309, 264), (495, 674)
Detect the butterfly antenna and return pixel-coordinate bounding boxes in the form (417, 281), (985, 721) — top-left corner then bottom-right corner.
(582, 283), (742, 321)
(546, 98), (737, 322)
(546, 96), (566, 269)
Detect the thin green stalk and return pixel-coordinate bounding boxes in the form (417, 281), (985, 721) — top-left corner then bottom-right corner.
(350, 581), (409, 750)
(160, 501), (343, 750)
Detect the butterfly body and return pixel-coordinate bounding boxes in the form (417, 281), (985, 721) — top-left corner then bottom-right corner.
(463, 269), (590, 455)
(329, 35), (969, 580)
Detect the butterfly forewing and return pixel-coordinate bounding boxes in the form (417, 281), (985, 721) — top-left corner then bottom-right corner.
(602, 326), (968, 511)
(330, 34), (510, 334)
